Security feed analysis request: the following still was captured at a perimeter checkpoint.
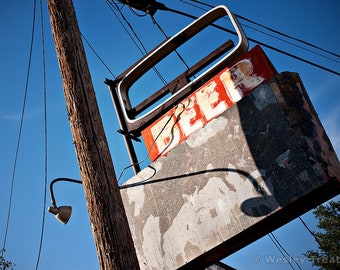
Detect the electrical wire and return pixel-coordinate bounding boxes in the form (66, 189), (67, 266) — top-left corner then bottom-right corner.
(117, 103), (182, 183)
(1, 0), (37, 257)
(298, 216), (320, 245)
(35, 0), (47, 268)
(128, 5), (149, 17)
(185, 0), (338, 64)
(81, 33), (116, 79)
(233, 18), (340, 64)
(106, 0), (168, 85)
(298, 216), (332, 259)
(150, 15), (190, 70)
(106, 1), (146, 57)
(269, 232), (303, 270)
(236, 16), (340, 63)
(268, 233), (296, 270)
(189, 0), (340, 59)
(166, 0), (340, 76)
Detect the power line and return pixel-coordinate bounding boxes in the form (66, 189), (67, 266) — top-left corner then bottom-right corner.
(298, 216), (319, 244)
(150, 15), (190, 70)
(106, 0), (167, 84)
(236, 19), (340, 64)
(272, 232), (303, 269)
(165, 0), (340, 76)
(108, 0), (340, 80)
(236, 15), (340, 61)
(268, 233), (299, 270)
(81, 33), (116, 79)
(1, 0), (37, 257)
(106, 0), (146, 57)
(188, 0), (340, 59)
(35, 0), (48, 268)
(298, 216), (333, 260)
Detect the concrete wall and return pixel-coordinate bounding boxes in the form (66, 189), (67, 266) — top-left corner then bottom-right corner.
(120, 72), (340, 270)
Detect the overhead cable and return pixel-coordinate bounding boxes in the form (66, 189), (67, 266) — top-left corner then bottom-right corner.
(182, 0), (340, 64)
(106, 0), (167, 84)
(1, 0), (37, 258)
(35, 0), (48, 268)
(268, 233), (297, 270)
(126, 0), (339, 76)
(150, 16), (190, 70)
(106, 1), (146, 56)
(298, 216), (331, 259)
(81, 33), (116, 79)
(189, 0), (340, 59)
(159, 2), (340, 76)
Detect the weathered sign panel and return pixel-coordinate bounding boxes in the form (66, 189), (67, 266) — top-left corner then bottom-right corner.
(141, 46), (277, 161)
(120, 72), (340, 269)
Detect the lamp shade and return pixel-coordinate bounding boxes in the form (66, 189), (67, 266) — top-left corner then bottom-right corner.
(48, 205), (72, 224)
(55, 206), (72, 224)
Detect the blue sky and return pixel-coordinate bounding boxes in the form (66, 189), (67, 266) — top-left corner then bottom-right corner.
(0, 0), (339, 269)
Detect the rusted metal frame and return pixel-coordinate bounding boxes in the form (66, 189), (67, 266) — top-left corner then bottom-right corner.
(131, 39), (235, 117)
(116, 5), (248, 134)
(105, 78), (141, 174)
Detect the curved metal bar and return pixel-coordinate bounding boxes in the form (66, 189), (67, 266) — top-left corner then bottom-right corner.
(49, 178), (82, 207)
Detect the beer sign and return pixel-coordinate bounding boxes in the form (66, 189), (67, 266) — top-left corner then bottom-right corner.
(142, 45), (277, 161)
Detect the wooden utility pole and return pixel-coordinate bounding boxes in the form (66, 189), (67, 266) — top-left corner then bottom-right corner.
(46, 0), (140, 269)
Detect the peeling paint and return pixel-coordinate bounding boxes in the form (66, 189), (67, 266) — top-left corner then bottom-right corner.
(186, 117), (228, 148)
(237, 143), (248, 167)
(184, 242), (202, 261)
(126, 184), (145, 216)
(140, 167), (280, 267)
(141, 215), (164, 269)
(121, 72), (340, 270)
(276, 150), (291, 168)
(253, 84), (277, 110)
(130, 157), (281, 268)
(162, 177), (231, 266)
(141, 46), (277, 161)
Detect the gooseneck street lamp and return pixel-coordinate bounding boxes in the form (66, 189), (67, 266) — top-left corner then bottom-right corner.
(48, 178), (82, 224)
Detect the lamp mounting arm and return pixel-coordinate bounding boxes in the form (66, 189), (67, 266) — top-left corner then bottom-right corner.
(49, 177), (82, 206)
